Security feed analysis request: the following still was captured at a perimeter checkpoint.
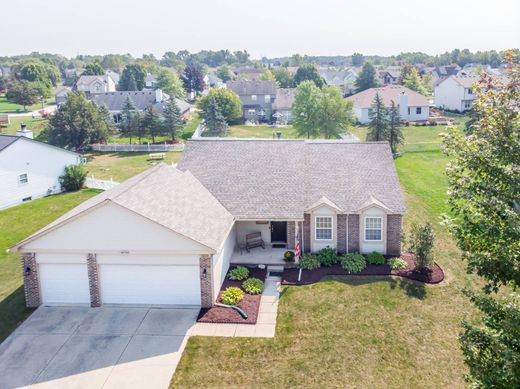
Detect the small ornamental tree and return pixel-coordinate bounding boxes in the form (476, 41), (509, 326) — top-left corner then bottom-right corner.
(408, 222), (435, 270)
(366, 93), (388, 141)
(59, 165), (87, 191)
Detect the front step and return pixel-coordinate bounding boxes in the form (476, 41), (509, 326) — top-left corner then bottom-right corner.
(267, 265), (284, 272)
(267, 265), (284, 279)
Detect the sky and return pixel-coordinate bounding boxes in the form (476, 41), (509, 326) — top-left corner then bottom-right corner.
(1, 0), (518, 59)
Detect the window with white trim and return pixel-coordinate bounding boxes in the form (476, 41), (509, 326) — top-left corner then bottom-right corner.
(416, 107), (422, 114)
(365, 217), (382, 241)
(251, 95), (257, 101)
(264, 94), (270, 103)
(315, 216), (333, 240)
(18, 173), (28, 184)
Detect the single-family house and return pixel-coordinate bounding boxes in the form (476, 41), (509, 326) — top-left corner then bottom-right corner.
(434, 75), (480, 112)
(430, 64), (461, 87)
(319, 67), (359, 95)
(346, 85), (430, 124)
(106, 70), (120, 85)
(145, 73), (157, 88)
(54, 86), (72, 106)
(379, 69), (401, 85)
(0, 127), (82, 210)
(205, 74), (224, 88)
(76, 75), (116, 94)
(272, 88), (296, 124)
(227, 80), (277, 122)
(233, 67), (265, 80)
(13, 138), (405, 309)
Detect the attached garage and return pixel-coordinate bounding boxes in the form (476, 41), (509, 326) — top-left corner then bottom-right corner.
(39, 263), (90, 305)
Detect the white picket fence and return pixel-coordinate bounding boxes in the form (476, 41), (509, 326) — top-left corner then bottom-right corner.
(84, 176), (119, 191)
(90, 143), (184, 152)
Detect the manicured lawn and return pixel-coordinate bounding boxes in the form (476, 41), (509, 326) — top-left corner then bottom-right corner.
(0, 94), (54, 113)
(0, 190), (100, 342)
(84, 151), (183, 182)
(0, 116), (49, 137)
(170, 122), (476, 388)
(227, 124), (302, 138)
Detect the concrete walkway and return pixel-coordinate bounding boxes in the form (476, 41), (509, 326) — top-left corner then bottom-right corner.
(190, 276), (281, 338)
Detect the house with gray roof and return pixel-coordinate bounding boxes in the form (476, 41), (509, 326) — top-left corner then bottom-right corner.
(12, 138), (405, 309)
(227, 80), (277, 122)
(76, 75), (116, 94)
(434, 75), (481, 112)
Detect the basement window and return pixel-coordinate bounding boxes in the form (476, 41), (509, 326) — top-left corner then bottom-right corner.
(18, 173), (28, 184)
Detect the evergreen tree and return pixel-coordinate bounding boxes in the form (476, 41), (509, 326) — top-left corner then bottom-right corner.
(126, 73), (138, 91)
(141, 106), (161, 143)
(98, 104), (116, 135)
(162, 99), (184, 142)
(366, 93), (388, 141)
(119, 96), (138, 144)
(119, 64), (146, 91)
(355, 62), (378, 92)
(387, 101), (404, 154)
(202, 97), (228, 137)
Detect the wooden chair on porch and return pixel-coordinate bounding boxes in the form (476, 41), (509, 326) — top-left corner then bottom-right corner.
(245, 232), (265, 252)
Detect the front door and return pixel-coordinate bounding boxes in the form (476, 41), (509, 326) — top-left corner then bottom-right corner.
(271, 221), (287, 246)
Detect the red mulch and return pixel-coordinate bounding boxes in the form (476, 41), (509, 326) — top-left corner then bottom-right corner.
(281, 253), (444, 286)
(197, 266), (267, 325)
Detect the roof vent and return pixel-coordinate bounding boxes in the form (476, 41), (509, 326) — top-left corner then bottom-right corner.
(16, 123), (33, 139)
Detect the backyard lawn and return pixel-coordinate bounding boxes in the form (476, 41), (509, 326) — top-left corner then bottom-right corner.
(0, 116), (49, 136)
(227, 124), (301, 138)
(0, 94), (54, 114)
(0, 189), (100, 342)
(170, 123), (477, 388)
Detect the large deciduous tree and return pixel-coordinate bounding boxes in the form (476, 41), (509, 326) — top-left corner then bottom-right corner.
(292, 80), (322, 138)
(7, 80), (39, 110)
(366, 93), (388, 141)
(294, 64), (324, 88)
(119, 64), (146, 91)
(197, 88), (242, 124)
(355, 62), (378, 92)
(181, 65), (205, 97)
(272, 67), (294, 88)
(318, 86), (353, 139)
(155, 68), (186, 99)
(82, 62), (105, 76)
(442, 51), (520, 389)
(216, 65), (233, 83)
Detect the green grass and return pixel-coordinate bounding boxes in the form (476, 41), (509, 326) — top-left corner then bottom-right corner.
(0, 190), (100, 342)
(0, 116), (49, 136)
(227, 124), (302, 138)
(84, 151), (183, 182)
(170, 121), (476, 388)
(0, 94), (54, 113)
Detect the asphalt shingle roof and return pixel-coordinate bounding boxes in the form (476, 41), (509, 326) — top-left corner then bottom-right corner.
(227, 80), (277, 96)
(0, 134), (20, 152)
(346, 85), (429, 109)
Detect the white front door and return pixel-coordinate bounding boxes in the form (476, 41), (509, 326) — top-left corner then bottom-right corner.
(39, 263), (90, 304)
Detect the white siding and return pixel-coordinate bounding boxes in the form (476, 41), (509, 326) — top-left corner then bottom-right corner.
(434, 77), (468, 111)
(39, 263), (90, 305)
(310, 205), (337, 252)
(0, 138), (80, 210)
(359, 206), (387, 254)
(236, 220), (272, 244)
(212, 224), (236, 300)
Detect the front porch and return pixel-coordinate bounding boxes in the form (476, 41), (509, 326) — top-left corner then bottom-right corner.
(230, 244), (287, 265)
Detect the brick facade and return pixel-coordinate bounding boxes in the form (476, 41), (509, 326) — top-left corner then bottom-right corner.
(303, 214), (311, 253)
(199, 254), (214, 308)
(386, 215), (402, 256)
(86, 253), (101, 307)
(287, 221), (295, 249)
(21, 252), (40, 308)
(347, 215), (360, 253)
(337, 214), (347, 253)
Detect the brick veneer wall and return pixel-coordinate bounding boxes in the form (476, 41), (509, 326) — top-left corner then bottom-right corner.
(199, 254), (214, 308)
(86, 253), (101, 307)
(287, 221), (295, 249)
(303, 214), (311, 253)
(348, 215), (360, 253)
(386, 215), (402, 256)
(21, 252), (40, 308)
(337, 215), (347, 253)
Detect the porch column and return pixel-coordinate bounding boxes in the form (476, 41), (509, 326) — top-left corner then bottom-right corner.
(303, 214), (311, 253)
(348, 215), (360, 253)
(337, 215), (347, 254)
(287, 221), (296, 249)
(86, 253), (101, 307)
(21, 252), (40, 308)
(386, 215), (403, 256)
(199, 254), (214, 308)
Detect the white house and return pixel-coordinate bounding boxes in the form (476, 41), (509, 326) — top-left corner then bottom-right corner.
(434, 75), (480, 112)
(346, 85), (430, 124)
(76, 75), (116, 94)
(0, 127), (82, 210)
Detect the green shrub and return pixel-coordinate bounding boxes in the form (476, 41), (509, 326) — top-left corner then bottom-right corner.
(298, 254), (320, 270)
(408, 222), (435, 269)
(340, 253), (367, 273)
(284, 250), (295, 262)
(220, 287), (244, 305)
(367, 251), (386, 265)
(228, 266), (249, 280)
(388, 257), (408, 270)
(59, 164), (87, 191)
(242, 278), (264, 294)
(318, 246), (338, 267)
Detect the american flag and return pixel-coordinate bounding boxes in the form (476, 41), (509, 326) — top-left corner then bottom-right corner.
(294, 232), (301, 259)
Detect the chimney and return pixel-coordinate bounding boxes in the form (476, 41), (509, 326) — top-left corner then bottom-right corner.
(398, 91), (408, 119)
(16, 123), (33, 139)
(155, 88), (163, 103)
(276, 131), (282, 140)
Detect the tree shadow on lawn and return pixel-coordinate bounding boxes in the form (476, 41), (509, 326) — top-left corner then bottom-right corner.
(0, 286), (35, 343)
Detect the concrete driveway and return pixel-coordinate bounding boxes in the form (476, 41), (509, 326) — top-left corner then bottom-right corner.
(0, 306), (199, 389)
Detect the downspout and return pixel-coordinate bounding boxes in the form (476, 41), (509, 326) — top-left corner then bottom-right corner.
(346, 214), (349, 254)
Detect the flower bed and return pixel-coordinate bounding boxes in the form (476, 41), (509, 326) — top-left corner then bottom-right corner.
(282, 253), (444, 285)
(197, 266), (267, 324)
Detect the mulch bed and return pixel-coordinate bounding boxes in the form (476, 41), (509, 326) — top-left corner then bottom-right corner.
(197, 266), (267, 325)
(282, 253), (444, 286)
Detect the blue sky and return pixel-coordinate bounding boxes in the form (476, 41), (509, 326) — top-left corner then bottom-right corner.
(1, 0), (518, 58)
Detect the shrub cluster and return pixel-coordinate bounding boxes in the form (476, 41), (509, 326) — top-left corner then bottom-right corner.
(367, 251), (386, 265)
(59, 164), (87, 191)
(340, 253), (367, 273)
(388, 257), (408, 270)
(298, 254), (321, 270)
(228, 266), (249, 281)
(317, 246), (338, 267)
(220, 287), (244, 305)
(242, 278), (264, 295)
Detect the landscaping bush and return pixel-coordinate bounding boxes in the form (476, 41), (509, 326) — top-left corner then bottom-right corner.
(298, 254), (320, 270)
(408, 222), (435, 270)
(367, 251), (386, 265)
(284, 250), (295, 262)
(242, 278), (264, 295)
(59, 164), (87, 191)
(220, 287), (244, 305)
(388, 257), (408, 270)
(228, 266), (249, 281)
(317, 246), (338, 267)
(340, 253), (367, 273)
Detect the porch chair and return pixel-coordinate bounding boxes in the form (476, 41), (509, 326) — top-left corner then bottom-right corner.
(245, 232), (265, 252)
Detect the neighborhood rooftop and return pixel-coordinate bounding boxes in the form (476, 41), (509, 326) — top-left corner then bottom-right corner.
(346, 85), (430, 109)
(227, 80), (277, 96)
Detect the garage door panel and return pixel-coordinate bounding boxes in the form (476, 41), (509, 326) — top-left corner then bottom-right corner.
(39, 264), (90, 304)
(100, 265), (201, 306)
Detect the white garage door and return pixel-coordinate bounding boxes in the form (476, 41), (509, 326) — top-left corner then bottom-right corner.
(39, 263), (90, 304)
(99, 264), (201, 306)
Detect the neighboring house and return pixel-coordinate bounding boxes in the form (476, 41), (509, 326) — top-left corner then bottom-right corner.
(13, 138), (405, 309)
(76, 75), (116, 94)
(272, 88), (296, 124)
(319, 67), (358, 95)
(430, 64), (461, 86)
(379, 69), (401, 85)
(227, 80), (276, 121)
(89, 89), (192, 121)
(0, 128), (82, 210)
(233, 67), (265, 80)
(54, 86), (71, 106)
(346, 85), (430, 123)
(63, 68), (83, 86)
(106, 70), (120, 85)
(434, 75), (480, 112)
(205, 74), (224, 88)
(145, 73), (157, 88)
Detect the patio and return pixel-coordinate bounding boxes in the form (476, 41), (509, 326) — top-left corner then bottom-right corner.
(230, 244), (287, 265)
